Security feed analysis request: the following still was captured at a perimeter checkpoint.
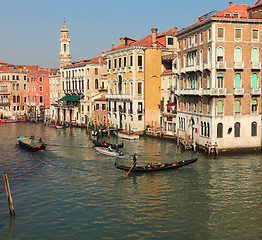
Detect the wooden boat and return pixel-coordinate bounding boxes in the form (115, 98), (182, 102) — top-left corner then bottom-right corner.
(17, 135), (47, 150)
(0, 119), (27, 123)
(95, 147), (123, 157)
(49, 122), (56, 127)
(55, 124), (67, 129)
(117, 130), (139, 140)
(115, 157), (198, 172)
(89, 138), (123, 149)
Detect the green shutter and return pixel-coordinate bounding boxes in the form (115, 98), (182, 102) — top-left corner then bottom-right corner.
(217, 100), (223, 113)
(235, 47), (242, 62)
(252, 74), (258, 88)
(234, 100), (241, 113)
(234, 74), (241, 88)
(252, 48), (259, 62)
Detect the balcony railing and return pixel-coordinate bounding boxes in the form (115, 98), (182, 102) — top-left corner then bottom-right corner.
(234, 62), (244, 70)
(251, 87), (261, 95)
(234, 88), (244, 95)
(0, 101), (10, 106)
(216, 61), (227, 69)
(179, 88), (203, 96)
(251, 62), (261, 70)
(196, 63), (203, 71)
(204, 62), (211, 70)
(106, 94), (132, 100)
(203, 88), (227, 96)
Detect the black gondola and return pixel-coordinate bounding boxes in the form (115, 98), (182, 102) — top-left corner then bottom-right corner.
(115, 157), (198, 172)
(89, 137), (124, 149)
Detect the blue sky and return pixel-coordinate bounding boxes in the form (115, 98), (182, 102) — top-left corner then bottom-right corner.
(0, 0), (254, 68)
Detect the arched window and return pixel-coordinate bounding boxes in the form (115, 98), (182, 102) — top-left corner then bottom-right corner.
(251, 99), (258, 113)
(204, 122), (207, 136)
(118, 76), (122, 94)
(200, 50), (203, 64)
(13, 95), (16, 103)
(251, 73), (258, 88)
(87, 80), (89, 89)
(234, 122), (241, 137)
(217, 100), (223, 114)
(234, 47), (242, 62)
(207, 122), (210, 137)
(251, 122), (257, 136)
(201, 121), (203, 136)
(217, 73), (224, 88)
(208, 48), (211, 62)
(251, 48), (259, 62)
(217, 47), (224, 61)
(234, 100), (241, 113)
(234, 73), (241, 88)
(17, 95), (20, 103)
(95, 79), (99, 89)
(217, 123), (223, 138)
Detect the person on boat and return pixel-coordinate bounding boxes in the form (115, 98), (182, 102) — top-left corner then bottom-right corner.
(133, 153), (138, 167)
(108, 146), (112, 152)
(115, 144), (119, 152)
(30, 134), (34, 140)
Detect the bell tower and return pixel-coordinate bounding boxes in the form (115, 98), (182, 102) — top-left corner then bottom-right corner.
(60, 20), (71, 67)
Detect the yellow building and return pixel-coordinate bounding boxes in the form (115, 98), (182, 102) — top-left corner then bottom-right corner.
(106, 28), (177, 132)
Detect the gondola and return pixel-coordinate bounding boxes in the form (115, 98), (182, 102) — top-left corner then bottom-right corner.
(89, 137), (123, 149)
(17, 135), (47, 150)
(115, 157), (198, 172)
(95, 147), (123, 157)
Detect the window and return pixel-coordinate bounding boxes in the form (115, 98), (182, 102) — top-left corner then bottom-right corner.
(183, 38), (186, 49)
(252, 29), (259, 42)
(130, 56), (133, 66)
(233, 13), (239, 18)
(217, 100), (223, 114)
(17, 95), (20, 103)
(251, 99), (258, 113)
(95, 68), (98, 75)
(217, 28), (224, 41)
(234, 122), (240, 137)
(251, 122), (257, 136)
(234, 100), (241, 113)
(102, 104), (106, 110)
(87, 79), (89, 89)
(208, 48), (211, 62)
(64, 44), (66, 52)
(39, 86), (43, 92)
(138, 56), (143, 66)
(252, 74), (258, 88)
(217, 123), (223, 138)
(168, 37), (173, 45)
(108, 60), (111, 69)
(39, 96), (43, 103)
(234, 47), (242, 62)
(118, 58), (122, 68)
(194, 34), (197, 45)
(96, 104), (99, 110)
(234, 73), (241, 88)
(114, 59), (117, 68)
(123, 57), (126, 67)
(200, 32), (203, 43)
(178, 41), (181, 50)
(251, 48), (259, 62)
(208, 29), (211, 41)
(225, 13), (231, 17)
(39, 77), (43, 82)
(217, 74), (224, 88)
(189, 37), (192, 47)
(235, 29), (242, 41)
(217, 47), (224, 61)
(138, 82), (142, 94)
(95, 79), (98, 89)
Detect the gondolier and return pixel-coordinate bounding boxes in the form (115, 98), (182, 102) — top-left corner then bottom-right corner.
(133, 153), (138, 167)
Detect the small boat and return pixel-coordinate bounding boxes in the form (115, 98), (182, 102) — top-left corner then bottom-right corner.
(115, 157), (198, 172)
(117, 130), (139, 140)
(95, 147), (123, 157)
(17, 135), (46, 150)
(89, 138), (123, 149)
(55, 124), (67, 129)
(0, 119), (27, 123)
(49, 122), (57, 127)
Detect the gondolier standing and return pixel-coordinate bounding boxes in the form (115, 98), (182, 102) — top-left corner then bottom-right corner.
(133, 153), (138, 167)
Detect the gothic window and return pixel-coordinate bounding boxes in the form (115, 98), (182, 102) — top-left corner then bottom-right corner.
(217, 47), (224, 61)
(95, 79), (99, 89)
(217, 100), (223, 114)
(64, 44), (66, 52)
(138, 82), (142, 94)
(234, 100), (241, 114)
(217, 123), (223, 138)
(234, 47), (242, 62)
(17, 95), (20, 103)
(234, 122), (240, 137)
(234, 73), (241, 88)
(13, 96), (16, 103)
(252, 74), (258, 88)
(251, 48), (259, 62)
(251, 122), (257, 136)
(217, 73), (224, 88)
(251, 99), (258, 113)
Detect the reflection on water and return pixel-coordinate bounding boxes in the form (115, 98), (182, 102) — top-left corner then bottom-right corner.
(0, 123), (261, 239)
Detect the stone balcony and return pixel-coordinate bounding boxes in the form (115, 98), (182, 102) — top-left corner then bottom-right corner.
(251, 87), (261, 95)
(216, 61), (227, 70)
(234, 62), (244, 70)
(251, 62), (261, 70)
(233, 88), (244, 96)
(203, 88), (227, 96)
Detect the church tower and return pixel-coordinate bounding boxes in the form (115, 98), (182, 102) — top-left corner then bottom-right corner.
(60, 21), (71, 67)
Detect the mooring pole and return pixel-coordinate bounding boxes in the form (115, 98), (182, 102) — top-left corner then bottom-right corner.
(3, 174), (15, 216)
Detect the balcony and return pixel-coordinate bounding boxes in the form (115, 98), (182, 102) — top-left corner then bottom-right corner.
(204, 62), (211, 70)
(234, 88), (244, 95)
(180, 67), (186, 74)
(196, 63), (203, 71)
(180, 88), (203, 96)
(251, 87), (261, 95)
(203, 88), (227, 96)
(0, 101), (10, 106)
(186, 65), (196, 72)
(138, 66), (144, 72)
(234, 62), (244, 70)
(216, 61), (227, 70)
(106, 93), (132, 100)
(251, 62), (261, 70)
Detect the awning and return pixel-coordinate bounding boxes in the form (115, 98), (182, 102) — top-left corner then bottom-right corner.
(166, 102), (177, 107)
(187, 50), (197, 54)
(60, 95), (81, 101)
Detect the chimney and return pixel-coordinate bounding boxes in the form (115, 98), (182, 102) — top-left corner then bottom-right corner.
(151, 28), (158, 48)
(112, 44), (115, 49)
(229, 2), (233, 7)
(120, 37), (124, 45)
(174, 27), (178, 33)
(101, 51), (105, 57)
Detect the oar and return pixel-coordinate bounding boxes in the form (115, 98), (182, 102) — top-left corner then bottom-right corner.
(85, 138), (92, 147)
(124, 161), (137, 178)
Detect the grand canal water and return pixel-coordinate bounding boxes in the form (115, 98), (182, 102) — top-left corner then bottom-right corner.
(0, 123), (261, 240)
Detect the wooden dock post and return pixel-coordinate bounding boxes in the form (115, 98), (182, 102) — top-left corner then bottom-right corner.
(3, 174), (15, 216)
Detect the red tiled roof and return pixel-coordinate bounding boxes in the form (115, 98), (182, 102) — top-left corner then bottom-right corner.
(213, 4), (250, 19)
(249, 0), (262, 10)
(107, 28), (177, 52)
(69, 56), (106, 66)
(94, 97), (107, 101)
(162, 69), (172, 74)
